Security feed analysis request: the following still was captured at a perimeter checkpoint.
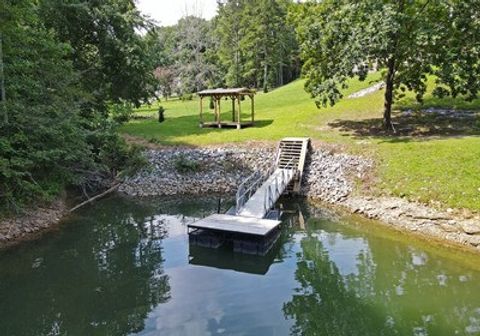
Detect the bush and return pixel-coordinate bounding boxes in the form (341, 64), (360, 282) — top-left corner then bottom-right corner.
(111, 103), (134, 124)
(158, 106), (165, 123)
(93, 121), (147, 178)
(173, 154), (200, 173)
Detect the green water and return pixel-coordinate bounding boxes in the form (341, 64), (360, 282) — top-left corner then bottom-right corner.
(1, 196), (480, 336)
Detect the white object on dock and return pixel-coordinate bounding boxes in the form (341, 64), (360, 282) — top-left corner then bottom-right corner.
(188, 214), (280, 236)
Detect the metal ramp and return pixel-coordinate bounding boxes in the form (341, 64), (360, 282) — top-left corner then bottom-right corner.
(277, 137), (310, 193)
(188, 137), (310, 239)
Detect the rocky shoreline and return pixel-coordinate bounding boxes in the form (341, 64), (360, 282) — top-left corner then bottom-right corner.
(121, 144), (480, 252)
(0, 199), (67, 248)
(119, 145), (372, 202)
(2, 143), (479, 252)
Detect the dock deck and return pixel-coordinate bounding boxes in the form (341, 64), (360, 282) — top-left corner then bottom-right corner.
(187, 137), (310, 245)
(188, 214), (280, 236)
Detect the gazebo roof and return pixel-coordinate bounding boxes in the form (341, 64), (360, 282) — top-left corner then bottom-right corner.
(197, 88), (255, 97)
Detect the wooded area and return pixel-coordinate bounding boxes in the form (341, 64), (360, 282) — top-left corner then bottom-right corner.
(0, 0), (152, 214)
(1, 0), (479, 215)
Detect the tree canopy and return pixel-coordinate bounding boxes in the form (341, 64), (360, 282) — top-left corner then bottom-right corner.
(0, 0), (153, 213)
(290, 0), (480, 130)
(148, 0), (300, 97)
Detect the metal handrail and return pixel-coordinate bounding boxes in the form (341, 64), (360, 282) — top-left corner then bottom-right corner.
(236, 155), (299, 215)
(263, 157), (297, 213)
(236, 167), (274, 214)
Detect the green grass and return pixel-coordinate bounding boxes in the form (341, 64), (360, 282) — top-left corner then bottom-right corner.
(121, 75), (480, 211)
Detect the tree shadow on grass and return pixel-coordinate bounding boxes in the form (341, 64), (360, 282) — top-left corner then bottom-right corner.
(124, 112), (275, 147)
(328, 109), (480, 142)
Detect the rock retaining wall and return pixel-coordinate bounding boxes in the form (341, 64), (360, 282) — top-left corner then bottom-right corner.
(120, 147), (276, 196)
(119, 146), (373, 201)
(121, 145), (480, 252)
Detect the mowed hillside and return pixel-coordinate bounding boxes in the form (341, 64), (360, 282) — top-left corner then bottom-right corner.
(121, 75), (480, 211)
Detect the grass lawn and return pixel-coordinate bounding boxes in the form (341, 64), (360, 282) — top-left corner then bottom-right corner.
(121, 75), (480, 211)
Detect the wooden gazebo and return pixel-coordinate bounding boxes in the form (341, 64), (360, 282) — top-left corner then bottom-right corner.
(197, 88), (255, 129)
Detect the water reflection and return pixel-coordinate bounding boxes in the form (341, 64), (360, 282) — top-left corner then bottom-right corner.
(0, 196), (480, 336)
(0, 197), (173, 335)
(283, 208), (480, 336)
(189, 245), (278, 275)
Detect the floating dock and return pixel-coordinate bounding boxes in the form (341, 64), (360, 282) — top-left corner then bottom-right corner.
(188, 137), (310, 253)
(188, 214), (280, 236)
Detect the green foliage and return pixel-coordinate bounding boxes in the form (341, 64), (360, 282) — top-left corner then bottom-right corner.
(290, 0), (480, 129)
(39, 0), (157, 112)
(180, 93), (194, 101)
(111, 102), (134, 124)
(0, 0), (153, 214)
(173, 155), (200, 174)
(158, 106), (165, 123)
(0, 0), (91, 212)
(150, 17), (221, 96)
(216, 0), (299, 90)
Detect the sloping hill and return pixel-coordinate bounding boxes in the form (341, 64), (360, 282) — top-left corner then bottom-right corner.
(121, 75), (480, 211)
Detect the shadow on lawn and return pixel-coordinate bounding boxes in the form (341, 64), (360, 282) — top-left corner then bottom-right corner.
(328, 109), (480, 141)
(127, 113), (276, 146)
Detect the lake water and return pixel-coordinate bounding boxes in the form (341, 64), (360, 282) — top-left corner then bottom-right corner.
(1, 195), (480, 336)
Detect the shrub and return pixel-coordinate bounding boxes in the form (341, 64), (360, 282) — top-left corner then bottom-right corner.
(173, 154), (200, 173)
(111, 103), (134, 124)
(158, 106), (165, 123)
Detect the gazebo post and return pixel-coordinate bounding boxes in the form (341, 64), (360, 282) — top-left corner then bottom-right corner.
(217, 96), (222, 128)
(251, 95), (254, 124)
(213, 96), (218, 124)
(196, 88), (255, 128)
(237, 95), (241, 129)
(199, 96), (203, 127)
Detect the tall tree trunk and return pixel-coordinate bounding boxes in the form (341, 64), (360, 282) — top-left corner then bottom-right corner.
(263, 62), (268, 93)
(383, 0), (405, 132)
(0, 33), (6, 124)
(263, 43), (269, 93)
(383, 57), (396, 131)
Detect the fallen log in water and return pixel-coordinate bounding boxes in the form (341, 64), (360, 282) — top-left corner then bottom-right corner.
(69, 183), (121, 213)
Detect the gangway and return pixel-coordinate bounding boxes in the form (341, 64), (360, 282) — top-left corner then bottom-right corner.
(188, 137), (310, 251)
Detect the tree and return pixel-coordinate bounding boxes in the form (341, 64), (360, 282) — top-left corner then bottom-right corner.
(0, 0), (149, 214)
(173, 16), (219, 94)
(39, 0), (157, 113)
(0, 0), (92, 211)
(216, 0), (246, 87)
(217, 0), (299, 91)
(290, 0), (480, 131)
(154, 66), (175, 100)
(432, 1), (480, 101)
(242, 0), (293, 92)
